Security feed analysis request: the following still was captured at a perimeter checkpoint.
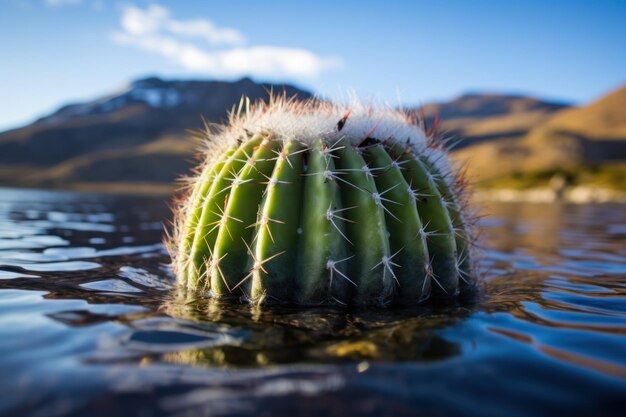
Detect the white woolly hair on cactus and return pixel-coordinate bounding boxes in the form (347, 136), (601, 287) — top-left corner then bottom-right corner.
(168, 94), (479, 308)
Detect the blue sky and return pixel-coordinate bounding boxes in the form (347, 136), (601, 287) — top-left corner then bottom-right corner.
(1, 0), (625, 131)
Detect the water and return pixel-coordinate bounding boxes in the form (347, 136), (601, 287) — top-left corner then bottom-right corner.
(1, 187), (625, 416)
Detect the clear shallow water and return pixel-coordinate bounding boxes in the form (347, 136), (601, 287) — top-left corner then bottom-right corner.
(1, 187), (625, 417)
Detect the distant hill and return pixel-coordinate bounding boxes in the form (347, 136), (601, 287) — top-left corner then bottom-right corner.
(543, 85), (626, 139)
(0, 76), (311, 191)
(417, 93), (570, 148)
(1, 77), (624, 193)
(452, 84), (626, 184)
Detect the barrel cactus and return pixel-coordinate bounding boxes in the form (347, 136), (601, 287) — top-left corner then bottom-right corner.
(170, 97), (478, 307)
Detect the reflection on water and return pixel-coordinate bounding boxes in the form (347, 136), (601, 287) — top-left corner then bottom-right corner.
(0, 187), (625, 416)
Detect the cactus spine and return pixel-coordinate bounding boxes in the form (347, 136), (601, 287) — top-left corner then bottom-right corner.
(170, 97), (478, 306)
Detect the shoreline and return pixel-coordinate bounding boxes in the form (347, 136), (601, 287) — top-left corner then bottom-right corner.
(2, 183), (626, 204)
(0, 183), (177, 197)
(473, 186), (626, 204)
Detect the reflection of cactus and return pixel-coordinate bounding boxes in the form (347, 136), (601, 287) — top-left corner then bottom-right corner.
(170, 97), (478, 306)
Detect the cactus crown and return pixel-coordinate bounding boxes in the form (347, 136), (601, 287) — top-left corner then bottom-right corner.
(169, 96), (478, 307)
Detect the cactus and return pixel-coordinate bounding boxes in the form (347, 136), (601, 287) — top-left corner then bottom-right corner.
(169, 97), (478, 307)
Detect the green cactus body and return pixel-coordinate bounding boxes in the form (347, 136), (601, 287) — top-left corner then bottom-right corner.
(185, 136), (262, 289)
(297, 139), (350, 304)
(417, 154), (476, 291)
(362, 145), (430, 303)
(175, 148), (234, 284)
(171, 98), (477, 306)
(251, 139), (304, 302)
(387, 143), (461, 297)
(210, 137), (281, 296)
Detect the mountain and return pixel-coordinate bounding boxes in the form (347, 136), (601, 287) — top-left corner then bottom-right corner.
(542, 85), (626, 139)
(0, 76), (311, 191)
(452, 84), (626, 184)
(417, 93), (570, 149)
(1, 77), (624, 193)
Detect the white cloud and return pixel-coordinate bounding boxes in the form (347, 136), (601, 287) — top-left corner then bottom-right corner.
(44, 0), (82, 6)
(119, 4), (245, 45)
(112, 4), (342, 78)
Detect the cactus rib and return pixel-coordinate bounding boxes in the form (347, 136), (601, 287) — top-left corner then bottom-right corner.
(362, 144), (430, 303)
(210, 137), (280, 297)
(297, 138), (350, 305)
(176, 148), (233, 287)
(250, 139), (305, 303)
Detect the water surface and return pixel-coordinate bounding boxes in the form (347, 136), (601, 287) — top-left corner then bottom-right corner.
(1, 187), (625, 416)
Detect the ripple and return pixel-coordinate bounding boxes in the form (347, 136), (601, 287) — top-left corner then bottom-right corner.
(522, 300), (626, 327)
(43, 243), (164, 259)
(0, 235), (70, 250)
(2, 260), (101, 272)
(0, 270), (40, 279)
(545, 275), (614, 293)
(26, 220), (116, 232)
(80, 279), (143, 294)
(119, 266), (172, 290)
(607, 224), (626, 234)
(1, 192), (626, 417)
(123, 318), (244, 353)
